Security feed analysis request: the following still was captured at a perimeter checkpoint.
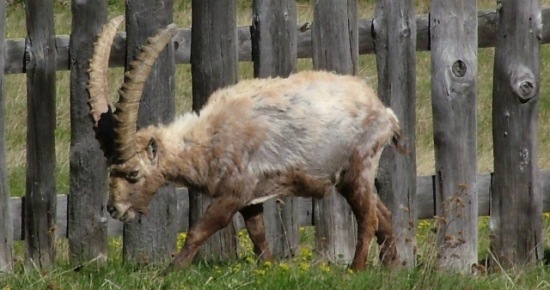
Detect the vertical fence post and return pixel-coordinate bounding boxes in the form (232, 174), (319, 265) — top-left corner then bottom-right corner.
(311, 0), (358, 264)
(252, 0), (297, 77)
(0, 0), (12, 274)
(24, 0), (57, 268)
(491, 0), (542, 269)
(429, 0), (478, 272)
(251, 0), (299, 258)
(373, 0), (417, 268)
(68, 0), (109, 266)
(122, 0), (178, 265)
(190, 0), (239, 261)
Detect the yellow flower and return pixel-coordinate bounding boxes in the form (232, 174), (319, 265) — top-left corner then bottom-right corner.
(299, 262), (310, 271)
(278, 262), (290, 271)
(263, 261), (272, 268)
(232, 263), (242, 272)
(320, 263), (331, 272)
(177, 232), (188, 250)
(299, 246), (313, 261)
(253, 269), (266, 276)
(238, 229), (254, 258)
(418, 220), (431, 229)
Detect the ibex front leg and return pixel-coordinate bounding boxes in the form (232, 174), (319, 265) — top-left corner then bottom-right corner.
(168, 195), (242, 271)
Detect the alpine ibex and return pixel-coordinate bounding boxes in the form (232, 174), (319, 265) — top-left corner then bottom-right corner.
(88, 16), (401, 271)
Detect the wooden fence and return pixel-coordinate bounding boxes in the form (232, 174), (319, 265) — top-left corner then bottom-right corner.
(0, 0), (545, 273)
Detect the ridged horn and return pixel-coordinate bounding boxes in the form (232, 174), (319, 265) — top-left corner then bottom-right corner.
(114, 24), (177, 162)
(88, 15), (125, 161)
(88, 15), (124, 127)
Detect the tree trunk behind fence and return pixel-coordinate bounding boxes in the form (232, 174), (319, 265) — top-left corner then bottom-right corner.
(491, 0), (542, 269)
(190, 0), (239, 261)
(251, 0), (299, 259)
(122, 0), (178, 265)
(67, 0), (109, 266)
(373, 0), (417, 268)
(429, 0), (478, 272)
(24, 0), (57, 269)
(311, 0), (358, 265)
(0, 0), (12, 274)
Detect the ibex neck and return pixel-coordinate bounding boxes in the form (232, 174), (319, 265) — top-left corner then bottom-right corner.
(156, 113), (210, 190)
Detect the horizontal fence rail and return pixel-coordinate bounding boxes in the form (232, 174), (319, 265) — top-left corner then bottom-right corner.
(9, 170), (550, 241)
(4, 8), (550, 75)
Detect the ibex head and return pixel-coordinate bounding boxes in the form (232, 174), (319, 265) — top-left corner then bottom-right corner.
(87, 16), (176, 222)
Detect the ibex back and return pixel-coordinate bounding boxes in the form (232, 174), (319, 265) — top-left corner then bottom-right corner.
(88, 16), (402, 271)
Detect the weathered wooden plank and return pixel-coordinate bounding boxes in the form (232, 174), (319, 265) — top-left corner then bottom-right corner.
(121, 0), (178, 266)
(311, 0), (358, 265)
(430, 0), (478, 272)
(67, 0), (109, 266)
(251, 0), (299, 259)
(0, 0), (11, 274)
(24, 0), (57, 269)
(373, 0), (417, 268)
(491, 0), (542, 269)
(5, 8), (550, 75)
(415, 176), (434, 220)
(252, 0), (297, 77)
(189, 0), (239, 262)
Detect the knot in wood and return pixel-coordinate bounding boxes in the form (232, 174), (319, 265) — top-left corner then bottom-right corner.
(451, 60), (467, 78)
(518, 80), (535, 100)
(510, 66), (536, 102)
(400, 26), (410, 38)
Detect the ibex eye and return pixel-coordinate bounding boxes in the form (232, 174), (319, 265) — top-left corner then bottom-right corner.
(126, 171), (139, 183)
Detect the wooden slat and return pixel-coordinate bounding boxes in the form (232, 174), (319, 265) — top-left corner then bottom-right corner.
(189, 0), (239, 262)
(251, 0), (299, 259)
(252, 0), (297, 78)
(121, 0), (178, 265)
(0, 0), (12, 274)
(67, 0), (109, 266)
(373, 0), (417, 268)
(430, 0), (478, 272)
(491, 0), (543, 269)
(5, 8), (550, 75)
(311, 0), (358, 265)
(24, 0), (57, 268)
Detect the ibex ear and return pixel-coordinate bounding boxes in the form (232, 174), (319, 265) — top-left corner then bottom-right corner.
(146, 137), (158, 163)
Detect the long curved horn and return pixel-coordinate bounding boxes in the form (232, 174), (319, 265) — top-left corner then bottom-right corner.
(88, 15), (124, 126)
(88, 15), (125, 161)
(114, 24), (177, 162)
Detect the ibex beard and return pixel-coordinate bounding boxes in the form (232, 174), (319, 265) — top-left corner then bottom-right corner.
(88, 16), (402, 272)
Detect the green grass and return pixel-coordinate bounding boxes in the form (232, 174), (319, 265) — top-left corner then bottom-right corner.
(2, 222), (550, 289)
(5, 0), (550, 289)
(2, 259), (537, 290)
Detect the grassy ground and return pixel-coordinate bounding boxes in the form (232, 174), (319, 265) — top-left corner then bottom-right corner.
(4, 0), (550, 289)
(2, 220), (550, 289)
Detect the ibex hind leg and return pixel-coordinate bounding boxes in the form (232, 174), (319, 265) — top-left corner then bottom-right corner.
(337, 149), (379, 271)
(374, 195), (398, 267)
(239, 203), (273, 262)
